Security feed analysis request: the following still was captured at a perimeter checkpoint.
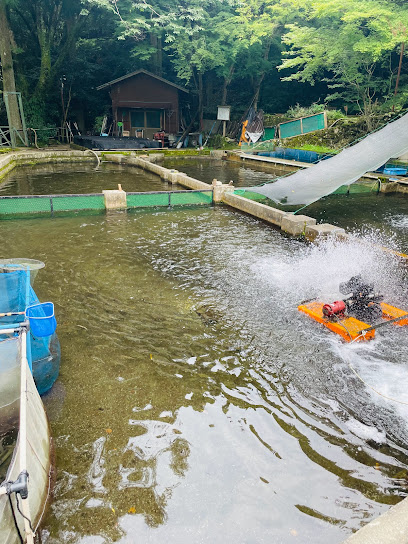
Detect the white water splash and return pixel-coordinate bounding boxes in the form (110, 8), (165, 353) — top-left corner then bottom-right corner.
(252, 233), (404, 306)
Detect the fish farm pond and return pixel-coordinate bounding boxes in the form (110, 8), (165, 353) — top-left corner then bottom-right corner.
(2, 160), (408, 543)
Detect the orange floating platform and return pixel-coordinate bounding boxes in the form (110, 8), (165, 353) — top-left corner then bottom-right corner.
(298, 301), (408, 342)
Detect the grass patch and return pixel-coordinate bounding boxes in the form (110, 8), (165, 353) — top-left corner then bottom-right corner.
(291, 144), (339, 154)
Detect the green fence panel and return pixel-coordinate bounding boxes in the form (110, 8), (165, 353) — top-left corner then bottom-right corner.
(302, 113), (325, 133)
(52, 195), (105, 211)
(262, 127), (276, 141)
(332, 186), (349, 195)
(127, 193), (170, 208)
(0, 197), (51, 216)
(0, 190), (213, 219)
(349, 182), (378, 193)
(279, 112), (326, 139)
(170, 191), (213, 206)
(234, 190), (267, 202)
(332, 182), (379, 195)
(279, 119), (302, 139)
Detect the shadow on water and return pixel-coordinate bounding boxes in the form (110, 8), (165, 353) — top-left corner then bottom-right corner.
(1, 164), (408, 543)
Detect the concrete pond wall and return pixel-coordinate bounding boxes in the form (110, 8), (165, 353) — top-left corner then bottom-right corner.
(0, 148), (96, 181)
(104, 152), (347, 241)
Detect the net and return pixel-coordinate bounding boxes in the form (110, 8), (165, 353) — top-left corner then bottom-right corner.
(127, 190), (213, 209)
(245, 112), (408, 207)
(0, 266), (60, 395)
(0, 194), (105, 218)
(0, 191), (213, 219)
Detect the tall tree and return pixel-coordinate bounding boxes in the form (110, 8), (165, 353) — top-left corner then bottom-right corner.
(278, 0), (408, 128)
(9, 0), (91, 125)
(0, 0), (22, 143)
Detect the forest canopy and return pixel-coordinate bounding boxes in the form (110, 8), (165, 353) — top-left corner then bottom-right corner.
(0, 0), (407, 131)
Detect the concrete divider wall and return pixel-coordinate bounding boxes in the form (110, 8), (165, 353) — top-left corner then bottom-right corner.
(222, 192), (287, 227)
(104, 154), (347, 239)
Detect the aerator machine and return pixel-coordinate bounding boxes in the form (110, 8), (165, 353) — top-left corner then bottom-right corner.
(298, 275), (408, 342)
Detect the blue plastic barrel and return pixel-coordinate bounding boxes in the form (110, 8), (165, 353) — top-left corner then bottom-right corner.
(25, 302), (57, 337)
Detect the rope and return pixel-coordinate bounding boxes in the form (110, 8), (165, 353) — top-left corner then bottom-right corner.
(8, 495), (24, 544)
(15, 494), (35, 534)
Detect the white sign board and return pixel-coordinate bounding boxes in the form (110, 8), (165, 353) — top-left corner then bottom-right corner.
(217, 106), (231, 121)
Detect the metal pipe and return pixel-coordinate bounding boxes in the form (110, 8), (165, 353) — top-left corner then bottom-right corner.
(0, 326), (21, 334)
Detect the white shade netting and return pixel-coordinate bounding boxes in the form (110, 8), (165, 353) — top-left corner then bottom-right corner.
(245, 113), (408, 207)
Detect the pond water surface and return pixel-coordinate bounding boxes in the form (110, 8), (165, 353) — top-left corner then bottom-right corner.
(1, 162), (408, 544)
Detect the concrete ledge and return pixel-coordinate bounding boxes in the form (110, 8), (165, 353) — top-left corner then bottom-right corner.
(305, 223), (346, 242)
(176, 173), (211, 191)
(342, 496), (408, 544)
(281, 214), (316, 236)
(222, 192), (287, 227)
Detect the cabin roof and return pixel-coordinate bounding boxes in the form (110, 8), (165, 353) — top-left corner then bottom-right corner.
(97, 69), (189, 93)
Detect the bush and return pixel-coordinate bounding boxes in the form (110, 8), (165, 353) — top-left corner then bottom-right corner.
(93, 115), (105, 135)
(285, 103), (343, 120)
(286, 103), (325, 118)
(207, 134), (235, 149)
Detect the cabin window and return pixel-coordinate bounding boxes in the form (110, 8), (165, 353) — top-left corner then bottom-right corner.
(131, 110), (144, 128)
(146, 111), (161, 128)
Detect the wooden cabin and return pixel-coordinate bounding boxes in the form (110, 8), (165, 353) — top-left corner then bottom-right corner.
(97, 69), (189, 139)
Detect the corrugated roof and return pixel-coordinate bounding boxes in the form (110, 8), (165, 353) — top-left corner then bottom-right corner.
(97, 69), (189, 93)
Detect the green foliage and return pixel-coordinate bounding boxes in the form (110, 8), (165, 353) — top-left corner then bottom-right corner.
(93, 115), (105, 135)
(278, 0), (408, 128)
(286, 103), (325, 118)
(285, 103), (344, 120)
(0, 0), (407, 142)
(263, 113), (288, 126)
(24, 96), (48, 129)
(207, 134), (234, 149)
(290, 143), (339, 154)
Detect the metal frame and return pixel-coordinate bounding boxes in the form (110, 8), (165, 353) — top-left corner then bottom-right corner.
(0, 126), (12, 147)
(3, 91), (28, 147)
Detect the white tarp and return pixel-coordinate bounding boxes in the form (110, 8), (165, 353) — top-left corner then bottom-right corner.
(246, 112), (408, 206)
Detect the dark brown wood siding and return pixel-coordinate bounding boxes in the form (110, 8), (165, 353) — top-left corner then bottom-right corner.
(110, 73), (179, 135)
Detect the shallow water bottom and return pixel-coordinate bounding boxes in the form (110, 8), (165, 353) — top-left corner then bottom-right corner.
(1, 203), (408, 544)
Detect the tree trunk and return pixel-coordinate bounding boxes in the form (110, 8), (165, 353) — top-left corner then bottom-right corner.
(156, 36), (163, 77)
(198, 71), (203, 130)
(221, 64), (235, 106)
(149, 32), (163, 76)
(35, 30), (52, 98)
(253, 41), (271, 111)
(0, 1), (22, 145)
